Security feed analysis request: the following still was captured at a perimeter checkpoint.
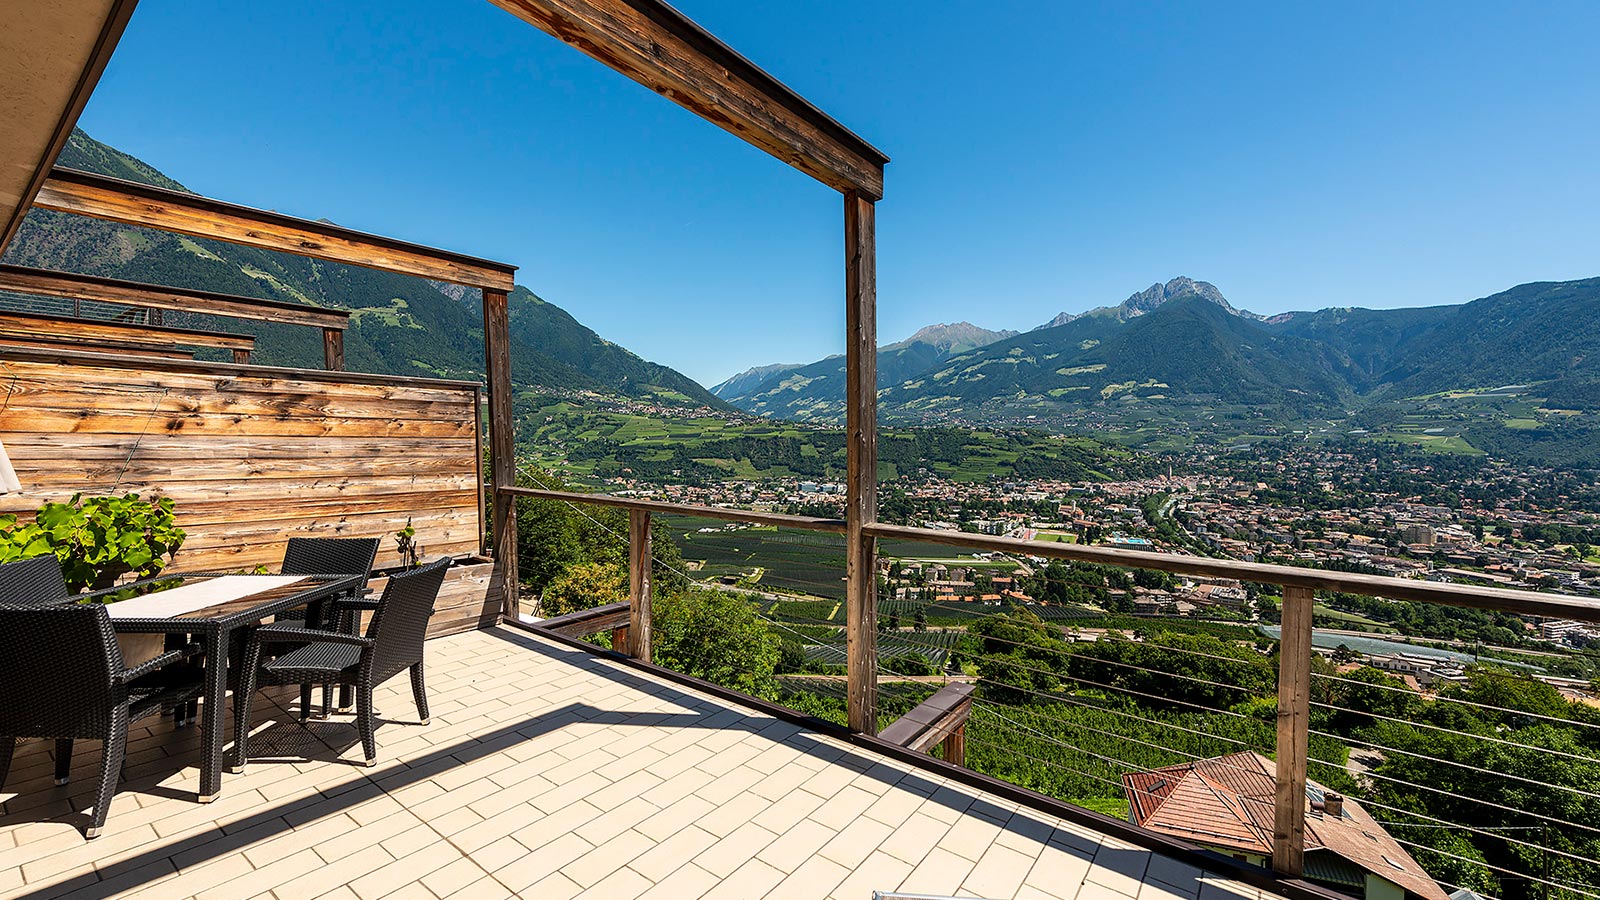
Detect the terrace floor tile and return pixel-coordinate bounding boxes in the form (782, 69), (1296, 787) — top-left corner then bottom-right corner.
(1, 625), (1265, 899)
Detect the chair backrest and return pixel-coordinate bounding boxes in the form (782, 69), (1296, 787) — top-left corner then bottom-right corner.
(0, 554), (72, 608)
(366, 558), (449, 682)
(281, 537), (381, 578)
(0, 604), (124, 738)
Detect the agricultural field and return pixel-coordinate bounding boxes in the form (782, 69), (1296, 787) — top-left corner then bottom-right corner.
(666, 519), (848, 598)
(801, 631), (960, 670)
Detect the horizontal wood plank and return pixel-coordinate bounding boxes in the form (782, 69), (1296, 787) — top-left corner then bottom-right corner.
(3, 355), (482, 576)
(0, 346), (481, 392)
(862, 523), (1600, 625)
(32, 170), (517, 290)
(0, 309), (255, 351)
(488, 0), (886, 199)
(0, 264), (351, 330)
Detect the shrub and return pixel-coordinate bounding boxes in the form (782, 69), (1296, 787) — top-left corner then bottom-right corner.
(652, 588), (780, 700)
(0, 493), (185, 593)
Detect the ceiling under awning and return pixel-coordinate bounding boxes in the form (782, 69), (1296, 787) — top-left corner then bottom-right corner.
(0, 0), (137, 256)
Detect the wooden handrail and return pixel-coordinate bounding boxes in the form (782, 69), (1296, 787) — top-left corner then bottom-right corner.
(499, 486), (848, 534)
(502, 486), (1600, 625)
(537, 601), (632, 639)
(862, 522), (1600, 625)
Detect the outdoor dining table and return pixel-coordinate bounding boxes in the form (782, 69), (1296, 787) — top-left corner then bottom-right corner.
(90, 572), (365, 802)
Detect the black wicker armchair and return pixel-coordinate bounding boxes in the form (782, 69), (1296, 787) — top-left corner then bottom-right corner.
(232, 558), (448, 770)
(278, 536), (381, 714)
(0, 553), (72, 608)
(0, 604), (202, 838)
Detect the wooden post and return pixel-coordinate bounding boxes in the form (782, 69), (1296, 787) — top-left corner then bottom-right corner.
(232, 349), (250, 364)
(322, 327), (345, 371)
(941, 724), (966, 767)
(1274, 584), (1314, 876)
(844, 190), (879, 735)
(628, 508), (652, 661)
(482, 288), (519, 619)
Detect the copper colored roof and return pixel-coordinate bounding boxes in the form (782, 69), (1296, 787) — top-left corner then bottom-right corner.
(1123, 752), (1448, 900)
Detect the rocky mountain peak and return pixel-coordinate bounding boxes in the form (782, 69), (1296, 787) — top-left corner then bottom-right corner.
(1036, 276), (1246, 330)
(896, 322), (1019, 353)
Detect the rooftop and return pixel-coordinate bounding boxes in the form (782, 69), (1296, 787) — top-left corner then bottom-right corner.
(1, 625), (1267, 900)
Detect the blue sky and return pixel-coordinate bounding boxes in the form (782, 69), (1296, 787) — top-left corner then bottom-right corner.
(79, 1), (1600, 386)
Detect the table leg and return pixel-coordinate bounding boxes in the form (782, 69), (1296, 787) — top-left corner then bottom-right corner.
(198, 629), (227, 802)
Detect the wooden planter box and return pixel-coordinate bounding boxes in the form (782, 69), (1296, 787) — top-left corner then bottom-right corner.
(364, 555), (501, 639)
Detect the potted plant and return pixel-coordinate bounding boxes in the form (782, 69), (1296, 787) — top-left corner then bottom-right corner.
(0, 493), (186, 663)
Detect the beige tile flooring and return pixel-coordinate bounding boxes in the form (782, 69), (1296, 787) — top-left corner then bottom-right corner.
(0, 626), (1267, 900)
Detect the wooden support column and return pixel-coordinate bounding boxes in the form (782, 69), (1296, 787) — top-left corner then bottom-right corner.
(323, 327), (345, 371)
(482, 287), (519, 619)
(628, 508), (653, 661)
(844, 190), (879, 734)
(1273, 584), (1314, 876)
(232, 349), (251, 364)
(941, 724), (967, 767)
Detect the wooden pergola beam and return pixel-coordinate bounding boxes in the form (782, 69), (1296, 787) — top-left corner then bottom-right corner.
(0, 265), (349, 331)
(487, 0), (888, 199)
(33, 168), (518, 291)
(0, 309), (254, 353)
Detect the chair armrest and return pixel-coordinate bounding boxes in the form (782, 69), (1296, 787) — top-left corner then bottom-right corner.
(251, 623), (373, 648)
(331, 596), (380, 612)
(121, 643), (202, 682)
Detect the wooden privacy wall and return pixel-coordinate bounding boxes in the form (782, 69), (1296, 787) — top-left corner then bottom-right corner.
(0, 349), (483, 573)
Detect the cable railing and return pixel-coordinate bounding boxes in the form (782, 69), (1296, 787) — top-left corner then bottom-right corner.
(502, 483), (1600, 900)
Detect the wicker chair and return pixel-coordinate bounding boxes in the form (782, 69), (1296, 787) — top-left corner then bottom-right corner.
(0, 605), (202, 838)
(278, 537), (380, 714)
(0, 554), (72, 608)
(233, 558), (448, 770)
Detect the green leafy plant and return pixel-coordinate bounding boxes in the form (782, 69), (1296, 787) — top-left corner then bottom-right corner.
(0, 493), (186, 593)
(394, 517), (421, 569)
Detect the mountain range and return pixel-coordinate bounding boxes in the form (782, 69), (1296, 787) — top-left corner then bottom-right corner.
(715, 275), (1600, 457)
(4, 131), (725, 409)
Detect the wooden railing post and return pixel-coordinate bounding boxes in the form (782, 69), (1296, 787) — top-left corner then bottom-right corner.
(628, 508), (652, 661)
(322, 327), (344, 370)
(482, 288), (519, 619)
(941, 724), (966, 767)
(844, 190), (879, 735)
(1273, 584), (1314, 877)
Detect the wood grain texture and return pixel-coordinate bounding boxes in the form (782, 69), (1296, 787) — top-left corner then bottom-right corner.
(844, 191), (879, 734)
(628, 508), (652, 661)
(486, 0), (886, 199)
(0, 354), (482, 572)
(322, 327), (344, 371)
(0, 336), (193, 360)
(33, 169), (517, 290)
(1273, 585), (1313, 877)
(366, 557), (498, 640)
(0, 265), (351, 330)
(483, 288), (519, 617)
(0, 310), (255, 352)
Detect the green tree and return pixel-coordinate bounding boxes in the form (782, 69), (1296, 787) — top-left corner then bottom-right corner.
(540, 561), (627, 617)
(652, 588), (780, 700)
